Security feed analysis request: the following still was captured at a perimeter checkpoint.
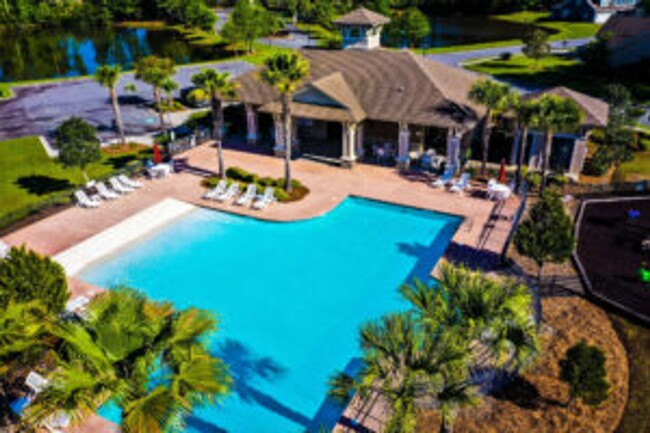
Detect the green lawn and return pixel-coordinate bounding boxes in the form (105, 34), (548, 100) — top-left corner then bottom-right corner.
(419, 11), (600, 54)
(619, 152), (650, 181)
(0, 137), (150, 223)
(466, 54), (650, 103)
(0, 83), (12, 99)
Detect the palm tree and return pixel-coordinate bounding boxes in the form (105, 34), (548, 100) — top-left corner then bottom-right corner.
(535, 94), (583, 194)
(27, 288), (230, 433)
(191, 69), (238, 180)
(329, 313), (470, 433)
(160, 77), (179, 126)
(95, 65), (125, 144)
(260, 52), (310, 192)
(468, 80), (514, 175)
(437, 377), (479, 433)
(134, 56), (176, 130)
(400, 263), (540, 372)
(513, 98), (540, 192)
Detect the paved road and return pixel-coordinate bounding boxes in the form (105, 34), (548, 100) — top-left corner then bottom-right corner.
(0, 61), (255, 142)
(427, 37), (593, 67)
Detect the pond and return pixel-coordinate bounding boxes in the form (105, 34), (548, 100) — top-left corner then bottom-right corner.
(387, 16), (543, 48)
(0, 25), (226, 82)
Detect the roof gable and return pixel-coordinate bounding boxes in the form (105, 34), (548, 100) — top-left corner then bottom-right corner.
(333, 7), (390, 26)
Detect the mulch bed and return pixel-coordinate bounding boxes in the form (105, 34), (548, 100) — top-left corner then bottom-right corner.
(576, 197), (650, 319)
(417, 297), (629, 433)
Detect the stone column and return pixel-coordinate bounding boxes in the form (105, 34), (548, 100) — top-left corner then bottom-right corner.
(342, 122), (358, 167)
(245, 104), (258, 145)
(273, 114), (285, 156)
(446, 129), (461, 170)
(356, 123), (365, 159)
(510, 129), (521, 165)
(397, 122), (411, 170)
(569, 137), (588, 179)
(528, 132), (543, 170)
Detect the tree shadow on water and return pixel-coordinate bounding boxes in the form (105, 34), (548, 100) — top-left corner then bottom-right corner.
(15, 175), (73, 196)
(214, 339), (312, 428)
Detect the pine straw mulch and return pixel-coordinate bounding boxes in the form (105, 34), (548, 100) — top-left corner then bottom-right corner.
(417, 296), (629, 433)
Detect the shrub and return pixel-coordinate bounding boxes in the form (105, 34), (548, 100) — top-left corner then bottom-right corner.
(499, 52), (513, 61)
(549, 174), (570, 187)
(525, 171), (542, 190)
(582, 150), (611, 177)
(560, 341), (610, 407)
(201, 170), (310, 203)
(0, 246), (69, 315)
(274, 188), (291, 202)
(258, 176), (275, 187)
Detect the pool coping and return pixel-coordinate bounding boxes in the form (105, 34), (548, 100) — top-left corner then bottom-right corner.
(54, 198), (196, 276)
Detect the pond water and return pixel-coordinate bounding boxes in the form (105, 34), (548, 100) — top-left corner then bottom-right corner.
(388, 16), (541, 48)
(0, 25), (225, 82)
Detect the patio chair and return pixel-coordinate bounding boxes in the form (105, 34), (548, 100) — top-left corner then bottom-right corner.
(118, 174), (143, 189)
(0, 241), (10, 259)
(25, 371), (49, 395)
(253, 187), (275, 210)
(109, 177), (134, 194)
(203, 180), (228, 200)
(74, 190), (101, 208)
(235, 184), (257, 206)
(449, 172), (471, 193)
(215, 183), (240, 202)
(95, 182), (119, 200)
(432, 166), (455, 188)
(65, 296), (90, 317)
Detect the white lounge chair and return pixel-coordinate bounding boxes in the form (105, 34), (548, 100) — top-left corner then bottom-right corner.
(204, 179), (228, 200)
(0, 241), (10, 259)
(25, 371), (49, 395)
(118, 174), (143, 189)
(235, 184), (257, 206)
(109, 177), (134, 194)
(432, 167), (455, 188)
(65, 296), (90, 316)
(253, 187), (275, 210)
(74, 190), (101, 208)
(215, 183), (240, 202)
(95, 182), (119, 200)
(449, 173), (471, 193)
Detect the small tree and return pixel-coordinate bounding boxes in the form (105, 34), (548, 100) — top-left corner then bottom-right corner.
(94, 64), (125, 144)
(386, 7), (431, 48)
(221, 0), (275, 54)
(560, 341), (610, 407)
(603, 84), (635, 168)
(468, 80), (515, 175)
(56, 117), (102, 182)
(134, 56), (176, 130)
(514, 190), (575, 282)
(522, 27), (551, 68)
(0, 246), (68, 315)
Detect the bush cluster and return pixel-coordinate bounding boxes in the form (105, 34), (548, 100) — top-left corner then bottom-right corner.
(203, 166), (310, 203)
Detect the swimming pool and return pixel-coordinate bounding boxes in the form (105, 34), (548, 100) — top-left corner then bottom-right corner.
(80, 197), (461, 432)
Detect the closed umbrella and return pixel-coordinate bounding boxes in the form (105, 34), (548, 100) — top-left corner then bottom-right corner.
(498, 158), (506, 183)
(153, 143), (163, 164)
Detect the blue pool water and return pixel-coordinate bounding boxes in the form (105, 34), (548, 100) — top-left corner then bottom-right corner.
(80, 197), (460, 433)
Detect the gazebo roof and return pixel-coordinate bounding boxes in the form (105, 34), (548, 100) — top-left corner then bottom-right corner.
(333, 7), (390, 27)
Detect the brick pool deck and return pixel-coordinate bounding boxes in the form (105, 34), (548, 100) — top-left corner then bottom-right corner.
(1, 143), (518, 433)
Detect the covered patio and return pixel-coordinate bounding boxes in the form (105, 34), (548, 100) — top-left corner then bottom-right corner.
(232, 49), (485, 170)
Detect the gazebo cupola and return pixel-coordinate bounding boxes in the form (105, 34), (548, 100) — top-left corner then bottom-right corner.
(333, 7), (390, 50)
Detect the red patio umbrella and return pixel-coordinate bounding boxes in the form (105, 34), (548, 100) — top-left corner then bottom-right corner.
(153, 143), (163, 164)
(498, 158), (507, 184)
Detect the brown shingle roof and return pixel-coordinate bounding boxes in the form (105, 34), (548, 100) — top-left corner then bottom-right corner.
(599, 15), (650, 48)
(234, 49), (485, 129)
(333, 7), (390, 26)
(528, 86), (609, 128)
